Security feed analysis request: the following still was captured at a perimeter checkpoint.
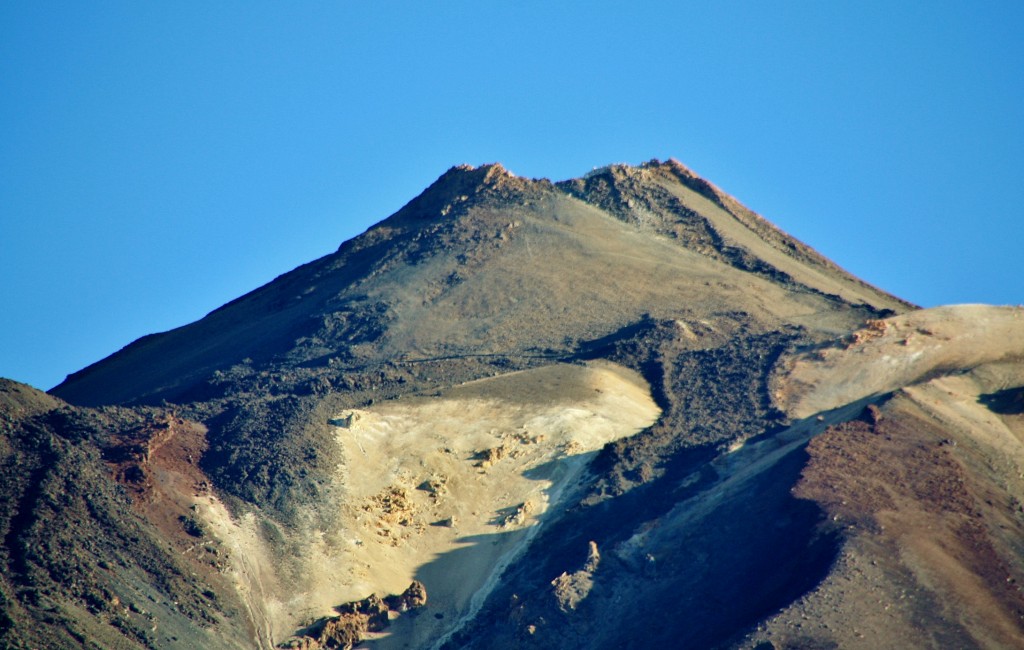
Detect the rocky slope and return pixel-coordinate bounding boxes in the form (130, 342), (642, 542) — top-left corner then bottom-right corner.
(2, 160), (1021, 649)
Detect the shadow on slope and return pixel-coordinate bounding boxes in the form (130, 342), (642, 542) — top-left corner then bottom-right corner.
(428, 437), (837, 649)
(979, 386), (1024, 415)
(421, 318), (843, 649)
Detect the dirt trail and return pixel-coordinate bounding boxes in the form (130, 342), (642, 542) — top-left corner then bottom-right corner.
(194, 497), (278, 649)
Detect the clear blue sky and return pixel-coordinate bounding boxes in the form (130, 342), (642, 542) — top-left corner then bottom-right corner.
(2, 2), (1022, 391)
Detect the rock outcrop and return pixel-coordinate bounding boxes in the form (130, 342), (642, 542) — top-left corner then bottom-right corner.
(282, 582), (427, 650)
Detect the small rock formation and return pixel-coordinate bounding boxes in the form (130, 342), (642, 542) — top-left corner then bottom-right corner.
(551, 541), (601, 613)
(364, 485), (422, 544)
(385, 579), (428, 612)
(416, 475), (448, 497)
(862, 403), (883, 426)
(328, 411), (360, 428)
(499, 500), (535, 528)
(474, 444), (509, 469)
(846, 318), (890, 348)
(282, 582), (427, 650)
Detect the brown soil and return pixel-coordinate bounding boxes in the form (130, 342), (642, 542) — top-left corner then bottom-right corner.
(789, 396), (1024, 648)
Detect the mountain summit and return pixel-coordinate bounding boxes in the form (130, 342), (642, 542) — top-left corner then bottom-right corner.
(3, 161), (1022, 649)
(52, 160), (904, 407)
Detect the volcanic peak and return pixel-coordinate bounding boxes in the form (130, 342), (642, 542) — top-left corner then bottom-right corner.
(380, 162), (531, 229)
(13, 158), (1024, 650)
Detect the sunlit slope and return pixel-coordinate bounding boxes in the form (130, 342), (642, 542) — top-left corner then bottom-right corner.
(777, 304), (1024, 418)
(52, 162), (906, 407)
(186, 362), (658, 648)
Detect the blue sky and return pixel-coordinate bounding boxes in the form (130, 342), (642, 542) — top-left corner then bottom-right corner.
(2, 2), (1022, 391)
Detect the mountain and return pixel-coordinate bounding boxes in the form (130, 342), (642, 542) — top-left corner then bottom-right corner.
(3, 160), (1022, 649)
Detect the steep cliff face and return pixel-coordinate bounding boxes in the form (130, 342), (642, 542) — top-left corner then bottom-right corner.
(4, 161), (1019, 649)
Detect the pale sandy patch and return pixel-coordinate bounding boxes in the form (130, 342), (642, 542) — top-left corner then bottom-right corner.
(194, 361), (659, 648)
(776, 305), (1024, 419)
